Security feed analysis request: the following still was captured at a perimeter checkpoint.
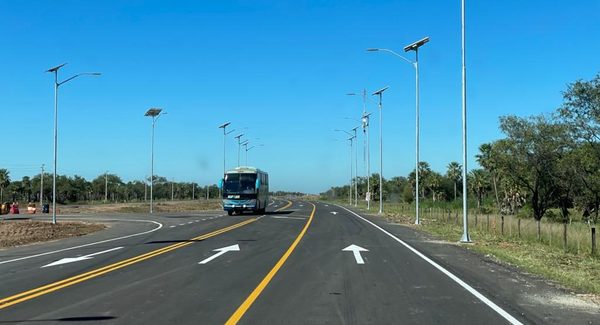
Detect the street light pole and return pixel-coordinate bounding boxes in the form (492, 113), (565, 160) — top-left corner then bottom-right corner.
(104, 171), (108, 203)
(234, 134), (244, 167)
(335, 129), (355, 206)
(367, 36), (429, 223)
(245, 144), (263, 166)
(218, 122), (232, 175)
(372, 86), (389, 215)
(39, 164), (45, 210)
(351, 126), (358, 206)
(363, 111), (372, 210)
(460, 0), (471, 242)
(145, 108), (164, 214)
(46, 63), (100, 224)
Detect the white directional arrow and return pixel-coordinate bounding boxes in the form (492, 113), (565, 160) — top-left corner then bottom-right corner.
(198, 244), (240, 264)
(42, 247), (123, 268)
(342, 244), (369, 264)
(330, 211), (338, 215)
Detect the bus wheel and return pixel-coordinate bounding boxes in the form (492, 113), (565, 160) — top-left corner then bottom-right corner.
(227, 210), (233, 216)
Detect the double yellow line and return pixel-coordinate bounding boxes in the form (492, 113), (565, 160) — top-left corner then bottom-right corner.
(0, 217), (258, 310)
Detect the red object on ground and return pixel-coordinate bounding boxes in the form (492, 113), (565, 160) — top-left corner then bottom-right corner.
(10, 203), (19, 214)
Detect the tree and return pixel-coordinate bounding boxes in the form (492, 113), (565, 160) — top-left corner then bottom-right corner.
(446, 161), (462, 201)
(558, 73), (600, 145)
(476, 143), (500, 208)
(0, 169), (10, 202)
(468, 169), (490, 211)
(558, 74), (600, 224)
(493, 115), (570, 239)
(428, 172), (444, 202)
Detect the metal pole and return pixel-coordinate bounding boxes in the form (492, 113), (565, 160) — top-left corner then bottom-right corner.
(353, 128), (358, 206)
(150, 117), (155, 214)
(363, 90), (370, 210)
(378, 94), (383, 215)
(171, 178), (174, 201)
(39, 164), (44, 208)
(415, 49), (421, 225)
(206, 185), (209, 200)
(192, 182), (195, 200)
(366, 115), (371, 211)
(104, 172), (108, 203)
(223, 127), (226, 175)
(460, 0), (471, 242)
(52, 72), (58, 224)
(237, 137), (241, 167)
(349, 138), (352, 205)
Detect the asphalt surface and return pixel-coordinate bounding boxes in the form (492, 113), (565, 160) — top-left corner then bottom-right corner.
(0, 199), (598, 324)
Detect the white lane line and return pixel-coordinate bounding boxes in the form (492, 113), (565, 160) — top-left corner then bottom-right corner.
(202, 219), (207, 221)
(271, 216), (307, 220)
(336, 205), (524, 325)
(169, 225), (176, 228)
(179, 223), (186, 226)
(0, 219), (163, 265)
(187, 222), (194, 224)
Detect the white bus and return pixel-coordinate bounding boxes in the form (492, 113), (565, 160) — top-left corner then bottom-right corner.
(220, 167), (269, 215)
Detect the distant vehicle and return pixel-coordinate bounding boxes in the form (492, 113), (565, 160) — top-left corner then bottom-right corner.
(219, 167), (269, 215)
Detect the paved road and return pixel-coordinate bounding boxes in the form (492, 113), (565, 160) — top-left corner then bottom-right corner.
(0, 200), (597, 324)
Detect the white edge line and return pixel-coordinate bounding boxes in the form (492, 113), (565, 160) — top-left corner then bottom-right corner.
(0, 219), (163, 265)
(336, 204), (524, 325)
(271, 216), (307, 220)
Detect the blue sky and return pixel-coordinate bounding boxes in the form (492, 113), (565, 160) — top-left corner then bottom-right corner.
(1, 1), (599, 193)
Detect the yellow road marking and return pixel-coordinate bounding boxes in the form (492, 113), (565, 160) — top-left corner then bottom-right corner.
(225, 202), (315, 324)
(0, 218), (258, 310)
(274, 200), (292, 211)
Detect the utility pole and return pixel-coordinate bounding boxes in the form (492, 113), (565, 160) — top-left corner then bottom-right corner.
(171, 178), (174, 201)
(104, 172), (108, 203)
(206, 185), (209, 200)
(192, 182), (195, 200)
(40, 164), (44, 208)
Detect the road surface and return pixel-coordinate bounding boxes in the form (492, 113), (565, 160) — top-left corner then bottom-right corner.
(0, 200), (597, 324)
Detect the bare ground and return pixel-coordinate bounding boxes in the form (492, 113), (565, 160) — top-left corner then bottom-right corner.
(54, 199), (222, 214)
(0, 220), (106, 248)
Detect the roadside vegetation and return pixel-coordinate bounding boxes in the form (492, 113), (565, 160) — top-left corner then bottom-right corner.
(321, 74), (600, 295)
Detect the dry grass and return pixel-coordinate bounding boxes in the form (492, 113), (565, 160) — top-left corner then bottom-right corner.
(51, 199), (222, 214)
(0, 220), (105, 248)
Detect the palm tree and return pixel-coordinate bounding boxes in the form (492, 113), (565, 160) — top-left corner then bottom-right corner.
(468, 169), (490, 211)
(0, 169), (10, 202)
(446, 161), (462, 201)
(476, 143), (500, 207)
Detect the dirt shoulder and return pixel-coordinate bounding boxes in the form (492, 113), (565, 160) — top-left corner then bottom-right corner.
(0, 220), (106, 248)
(54, 199), (221, 214)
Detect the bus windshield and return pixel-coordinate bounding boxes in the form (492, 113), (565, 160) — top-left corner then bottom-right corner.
(224, 173), (257, 194)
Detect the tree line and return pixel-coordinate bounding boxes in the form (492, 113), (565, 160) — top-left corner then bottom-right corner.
(0, 171), (219, 205)
(322, 73), (600, 236)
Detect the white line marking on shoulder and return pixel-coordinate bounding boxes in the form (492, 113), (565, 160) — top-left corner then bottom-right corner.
(0, 219), (163, 265)
(336, 205), (524, 325)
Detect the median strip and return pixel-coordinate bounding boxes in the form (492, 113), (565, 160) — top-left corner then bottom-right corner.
(0, 218), (258, 310)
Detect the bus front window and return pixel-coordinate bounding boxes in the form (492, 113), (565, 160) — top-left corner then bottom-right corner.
(224, 173), (257, 195)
